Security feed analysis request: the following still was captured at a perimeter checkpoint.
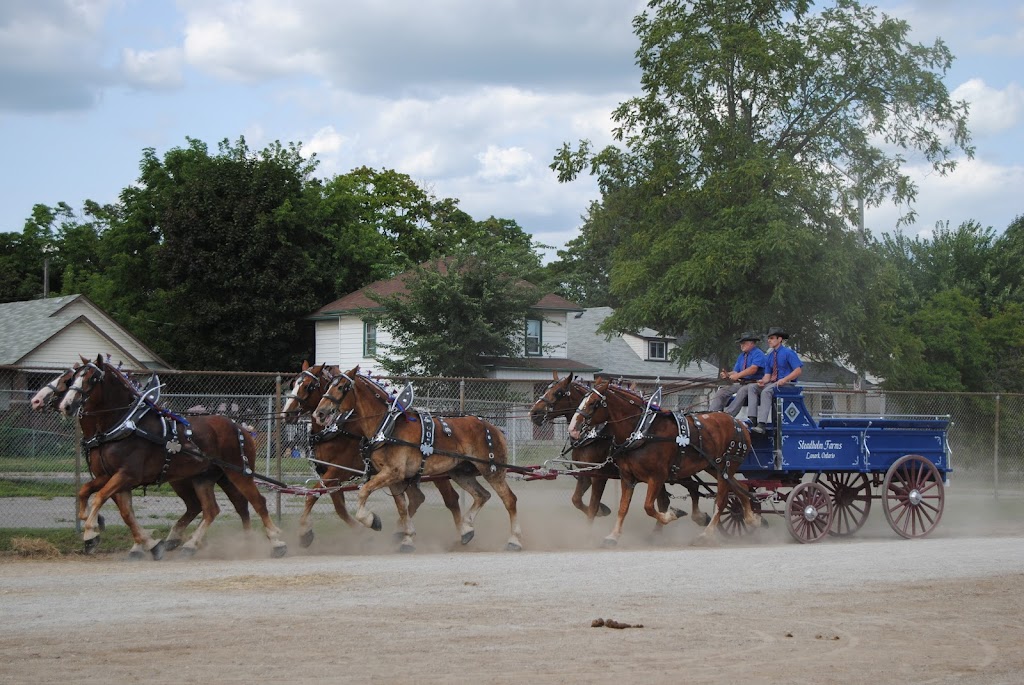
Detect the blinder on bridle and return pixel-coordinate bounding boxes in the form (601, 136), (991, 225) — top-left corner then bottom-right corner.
(573, 387), (607, 432)
(285, 367), (328, 404)
(63, 362), (106, 408)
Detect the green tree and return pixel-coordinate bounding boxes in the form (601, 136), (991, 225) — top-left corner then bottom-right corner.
(551, 0), (972, 368)
(369, 243), (542, 377)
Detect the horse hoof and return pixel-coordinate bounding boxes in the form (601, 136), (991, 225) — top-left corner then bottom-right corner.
(83, 537), (100, 555)
(150, 541), (165, 561)
(163, 538), (182, 552)
(702, 514), (712, 526)
(670, 507), (687, 518)
(760, 518), (770, 528)
(97, 515), (106, 532)
(392, 531), (406, 543)
(370, 514), (382, 531)
(399, 543), (416, 554)
(596, 503), (612, 517)
(299, 530), (315, 548)
(271, 543), (288, 558)
(505, 542), (522, 552)
(461, 530), (475, 545)
(601, 537), (618, 548)
(178, 546), (197, 559)
(127, 549), (144, 561)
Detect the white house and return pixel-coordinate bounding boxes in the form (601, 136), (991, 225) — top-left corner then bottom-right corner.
(308, 270), (598, 380)
(0, 294), (170, 370)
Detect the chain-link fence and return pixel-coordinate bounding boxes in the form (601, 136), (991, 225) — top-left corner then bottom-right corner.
(2, 364), (1022, 529)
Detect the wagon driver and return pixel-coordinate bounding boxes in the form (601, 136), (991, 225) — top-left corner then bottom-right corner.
(709, 331), (766, 418)
(749, 327), (803, 434)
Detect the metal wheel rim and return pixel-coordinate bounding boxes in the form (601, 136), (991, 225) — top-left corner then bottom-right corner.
(785, 482), (833, 544)
(882, 454), (944, 539)
(814, 472), (872, 537)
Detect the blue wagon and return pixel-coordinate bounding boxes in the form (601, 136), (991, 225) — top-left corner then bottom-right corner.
(716, 385), (952, 543)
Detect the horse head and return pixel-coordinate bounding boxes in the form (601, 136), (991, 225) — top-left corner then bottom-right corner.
(529, 373), (579, 427)
(31, 363), (81, 412)
(312, 365), (361, 426)
(58, 355), (135, 421)
(281, 361), (339, 424)
(567, 378), (612, 440)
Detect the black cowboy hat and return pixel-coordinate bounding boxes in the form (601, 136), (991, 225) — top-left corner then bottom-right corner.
(766, 327), (790, 339)
(735, 331), (761, 343)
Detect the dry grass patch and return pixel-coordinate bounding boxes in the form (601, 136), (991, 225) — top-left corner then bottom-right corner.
(10, 537), (62, 559)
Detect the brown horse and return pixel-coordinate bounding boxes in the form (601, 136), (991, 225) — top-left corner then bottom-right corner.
(59, 355), (286, 558)
(31, 365), (253, 557)
(530, 373), (711, 527)
(281, 361), (471, 550)
(568, 378), (760, 545)
(313, 367), (523, 551)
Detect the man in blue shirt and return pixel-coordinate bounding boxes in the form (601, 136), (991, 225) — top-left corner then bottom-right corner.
(750, 327), (803, 434)
(709, 331), (766, 419)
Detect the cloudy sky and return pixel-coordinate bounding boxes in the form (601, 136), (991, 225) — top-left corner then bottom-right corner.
(1, 0), (1022, 260)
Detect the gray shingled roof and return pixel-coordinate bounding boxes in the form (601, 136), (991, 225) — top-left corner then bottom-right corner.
(566, 307), (716, 380)
(0, 295), (169, 368)
(0, 296), (89, 364)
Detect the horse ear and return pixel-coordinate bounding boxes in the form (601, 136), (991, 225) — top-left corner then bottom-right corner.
(94, 353), (104, 364)
(552, 370), (559, 381)
(302, 360), (310, 371)
(79, 354), (89, 364)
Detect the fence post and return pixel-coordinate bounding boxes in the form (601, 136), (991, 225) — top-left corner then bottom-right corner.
(994, 393), (1000, 499)
(274, 375), (282, 522)
(459, 379), (466, 414)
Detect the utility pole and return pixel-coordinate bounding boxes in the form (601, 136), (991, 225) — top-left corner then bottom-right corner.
(42, 244), (56, 298)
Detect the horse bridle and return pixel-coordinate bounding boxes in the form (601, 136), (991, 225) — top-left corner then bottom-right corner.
(40, 367), (78, 409)
(62, 362), (106, 410)
(285, 366), (332, 405)
(535, 379), (574, 420)
(318, 371), (357, 419)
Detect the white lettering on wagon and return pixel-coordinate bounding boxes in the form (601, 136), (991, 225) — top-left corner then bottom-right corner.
(799, 439), (844, 460)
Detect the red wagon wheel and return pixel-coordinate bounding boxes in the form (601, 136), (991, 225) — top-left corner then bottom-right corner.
(813, 472), (872, 537)
(882, 454), (945, 539)
(717, 492), (762, 536)
(785, 482), (833, 544)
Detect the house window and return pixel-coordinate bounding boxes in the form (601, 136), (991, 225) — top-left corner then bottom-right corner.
(648, 340), (667, 361)
(363, 321), (377, 357)
(525, 318), (542, 356)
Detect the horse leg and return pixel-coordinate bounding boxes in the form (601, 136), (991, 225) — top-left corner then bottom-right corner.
(352, 468), (403, 532)
(216, 473), (252, 532)
(296, 492), (321, 548)
(603, 479), (636, 547)
(480, 469), (522, 552)
(387, 484), (416, 553)
(683, 477), (711, 526)
(111, 491), (165, 560)
(178, 479), (220, 557)
(695, 475), (731, 545)
(223, 473), (287, 558)
(448, 472), (490, 544)
(165, 480), (202, 551)
(77, 477), (108, 534)
(644, 480), (683, 528)
(80, 473), (132, 554)
(571, 476), (592, 515)
(585, 477), (611, 522)
(432, 478), (470, 545)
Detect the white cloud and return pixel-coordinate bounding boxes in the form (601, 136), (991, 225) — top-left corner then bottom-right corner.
(953, 78), (1024, 136)
(477, 146), (534, 182)
(120, 47), (184, 89)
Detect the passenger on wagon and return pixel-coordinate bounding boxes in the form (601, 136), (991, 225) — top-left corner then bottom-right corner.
(709, 331), (766, 419)
(749, 327), (803, 434)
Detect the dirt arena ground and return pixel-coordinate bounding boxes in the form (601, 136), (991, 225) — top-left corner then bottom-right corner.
(1, 481), (1023, 685)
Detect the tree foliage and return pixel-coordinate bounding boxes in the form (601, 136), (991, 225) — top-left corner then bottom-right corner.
(551, 0), (973, 369)
(369, 240), (541, 377)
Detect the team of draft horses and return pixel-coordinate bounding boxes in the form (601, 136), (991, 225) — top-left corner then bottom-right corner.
(32, 352), (769, 559)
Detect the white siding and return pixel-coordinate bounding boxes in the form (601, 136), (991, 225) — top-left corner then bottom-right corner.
(623, 333), (676, 362)
(314, 320), (341, 366)
(22, 322), (138, 368)
(539, 311), (568, 358)
(62, 300), (161, 366)
(333, 316), (394, 376)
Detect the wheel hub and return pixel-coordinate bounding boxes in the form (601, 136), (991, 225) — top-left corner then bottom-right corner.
(803, 504), (818, 521)
(908, 489), (922, 506)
